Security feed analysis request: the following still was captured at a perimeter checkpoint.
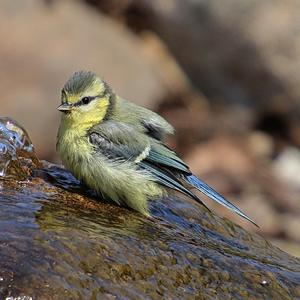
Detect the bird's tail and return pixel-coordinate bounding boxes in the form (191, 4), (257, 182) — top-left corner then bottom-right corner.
(186, 174), (258, 227)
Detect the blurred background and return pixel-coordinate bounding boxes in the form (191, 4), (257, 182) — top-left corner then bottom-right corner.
(1, 0), (300, 256)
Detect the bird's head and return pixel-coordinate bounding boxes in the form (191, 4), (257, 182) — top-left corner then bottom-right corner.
(58, 71), (114, 126)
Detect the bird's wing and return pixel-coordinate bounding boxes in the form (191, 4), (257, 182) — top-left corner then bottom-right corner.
(147, 142), (257, 225)
(147, 141), (190, 173)
(119, 99), (174, 141)
(88, 121), (205, 203)
(140, 116), (174, 140)
(89, 121), (147, 161)
(89, 121), (182, 167)
(89, 121), (257, 225)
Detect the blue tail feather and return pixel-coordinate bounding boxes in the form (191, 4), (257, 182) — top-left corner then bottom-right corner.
(186, 174), (258, 227)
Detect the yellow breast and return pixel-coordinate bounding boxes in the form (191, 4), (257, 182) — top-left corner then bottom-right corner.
(57, 117), (94, 180)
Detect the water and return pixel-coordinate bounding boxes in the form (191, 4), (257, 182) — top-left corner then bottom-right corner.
(0, 117), (39, 179)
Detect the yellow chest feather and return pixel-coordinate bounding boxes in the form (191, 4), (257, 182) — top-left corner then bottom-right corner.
(57, 97), (110, 178)
(57, 121), (94, 180)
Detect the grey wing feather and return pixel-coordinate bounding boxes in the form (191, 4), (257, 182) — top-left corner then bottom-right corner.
(120, 99), (174, 140)
(141, 117), (174, 140)
(89, 120), (256, 225)
(89, 121), (148, 161)
(147, 142), (190, 173)
(88, 122), (206, 207)
(89, 132), (136, 161)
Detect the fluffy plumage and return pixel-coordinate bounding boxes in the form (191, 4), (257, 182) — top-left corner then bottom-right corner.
(57, 71), (257, 225)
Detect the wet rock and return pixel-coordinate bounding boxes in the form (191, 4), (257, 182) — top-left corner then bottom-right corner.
(0, 160), (299, 299)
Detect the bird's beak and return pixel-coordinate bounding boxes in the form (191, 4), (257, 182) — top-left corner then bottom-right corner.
(57, 103), (71, 112)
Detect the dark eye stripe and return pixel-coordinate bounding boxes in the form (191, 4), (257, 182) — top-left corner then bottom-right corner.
(74, 91), (107, 107)
(74, 96), (95, 107)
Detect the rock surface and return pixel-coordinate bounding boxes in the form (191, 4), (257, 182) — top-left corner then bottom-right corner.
(0, 119), (299, 300)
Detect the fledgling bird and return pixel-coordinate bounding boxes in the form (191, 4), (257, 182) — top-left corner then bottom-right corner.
(57, 71), (256, 226)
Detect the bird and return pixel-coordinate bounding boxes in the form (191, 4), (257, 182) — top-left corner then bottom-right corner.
(57, 71), (257, 226)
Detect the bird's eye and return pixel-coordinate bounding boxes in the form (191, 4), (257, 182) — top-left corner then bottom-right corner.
(81, 97), (92, 105)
